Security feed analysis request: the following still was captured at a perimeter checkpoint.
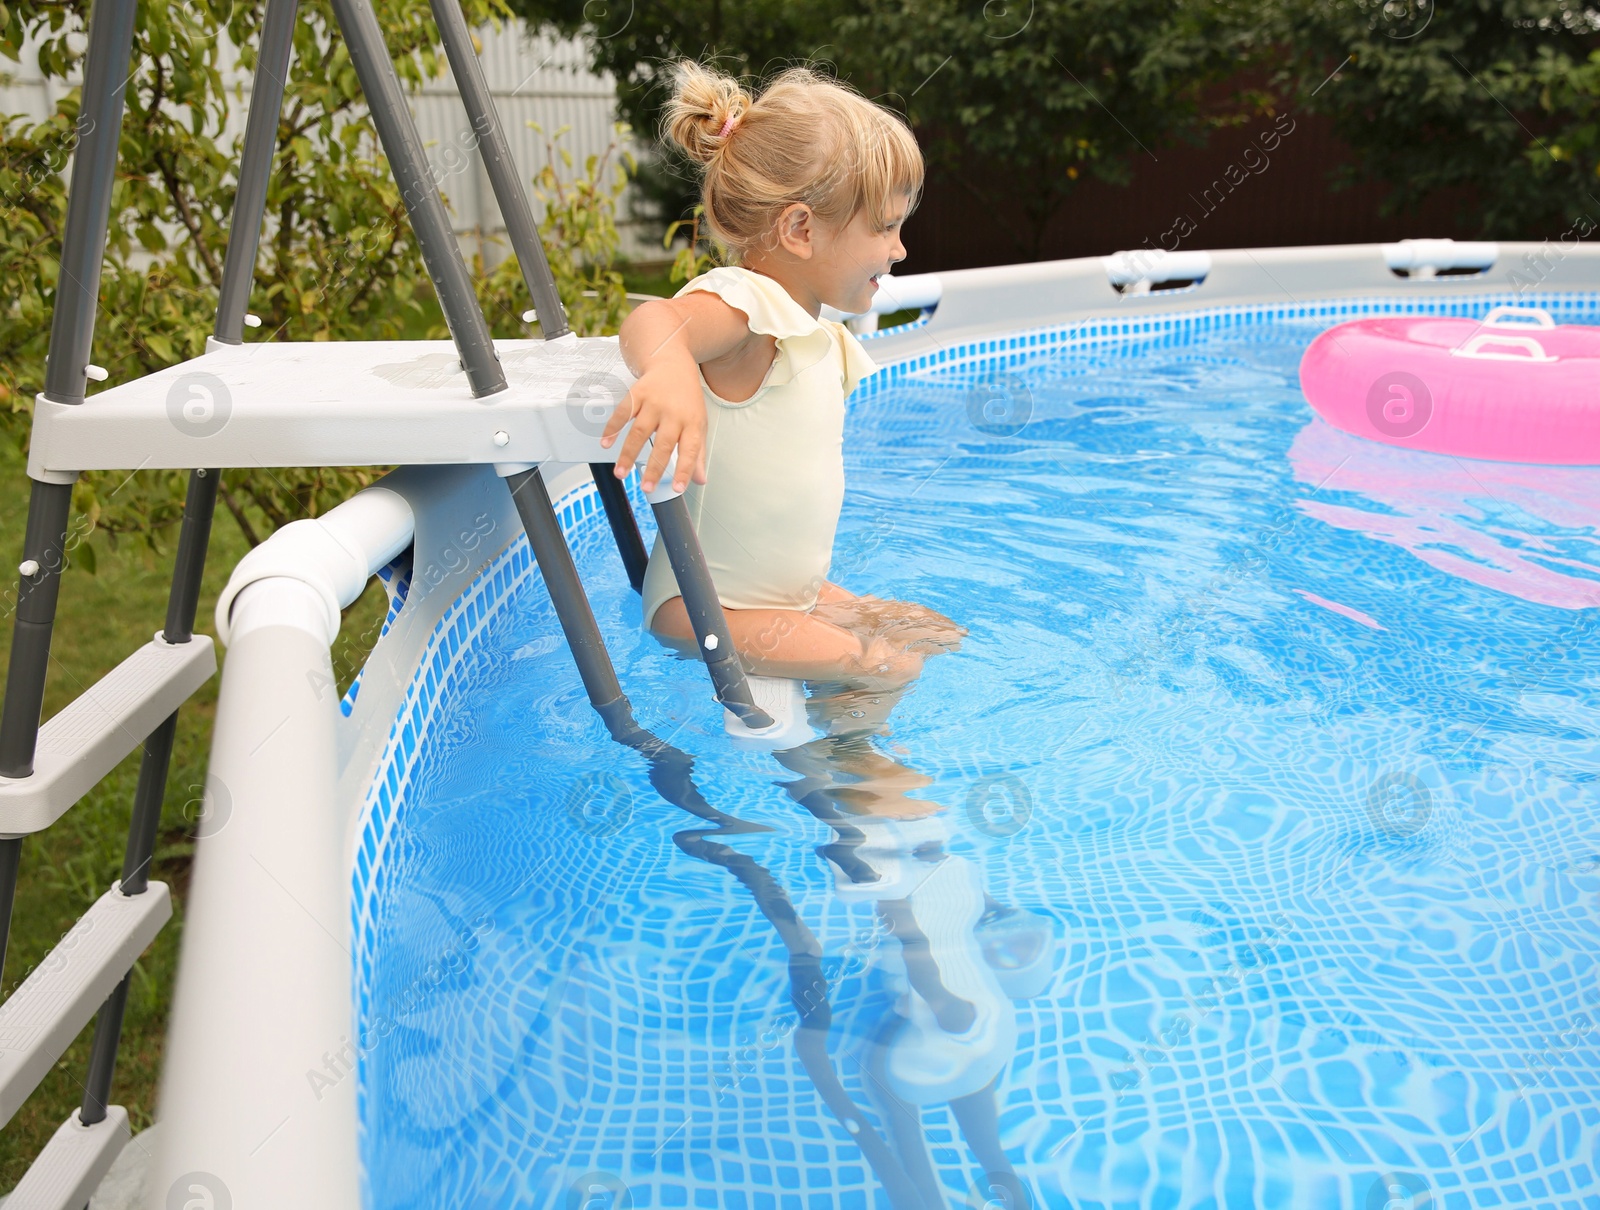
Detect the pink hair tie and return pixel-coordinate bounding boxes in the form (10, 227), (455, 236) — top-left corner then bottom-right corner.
(717, 114), (738, 139)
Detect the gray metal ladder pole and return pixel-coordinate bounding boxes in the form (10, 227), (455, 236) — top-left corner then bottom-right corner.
(213, 0), (299, 346)
(0, 0), (138, 997)
(160, 471), (221, 652)
(0, 488), (71, 991)
(40, 0), (137, 409)
(649, 496), (773, 729)
(328, 0), (506, 398)
(426, 0), (650, 589)
(92, 478), (213, 905)
(425, 7), (636, 722)
(0, 483), (74, 782)
(429, 0), (568, 340)
(78, 468), (218, 1127)
(503, 468), (626, 711)
(78, 0), (291, 1119)
(590, 472), (649, 592)
(427, 5), (756, 726)
(0, 842), (19, 988)
(0, 0), (137, 777)
(76, 720), (174, 1127)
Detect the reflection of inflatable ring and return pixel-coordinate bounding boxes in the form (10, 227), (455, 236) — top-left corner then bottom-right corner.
(1298, 307), (1600, 465)
(1287, 418), (1600, 610)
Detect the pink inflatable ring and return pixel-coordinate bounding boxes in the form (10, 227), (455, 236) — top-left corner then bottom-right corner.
(1298, 306), (1600, 465)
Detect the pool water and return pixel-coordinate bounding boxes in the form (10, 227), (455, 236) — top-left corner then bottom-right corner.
(357, 303), (1600, 1209)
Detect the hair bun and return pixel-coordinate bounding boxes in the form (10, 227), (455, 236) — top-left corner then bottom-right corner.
(664, 60), (751, 165)
(659, 60), (925, 264)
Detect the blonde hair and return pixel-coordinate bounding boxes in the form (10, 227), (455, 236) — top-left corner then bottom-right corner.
(663, 61), (924, 262)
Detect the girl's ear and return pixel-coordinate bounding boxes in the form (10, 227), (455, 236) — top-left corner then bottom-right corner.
(774, 202), (816, 260)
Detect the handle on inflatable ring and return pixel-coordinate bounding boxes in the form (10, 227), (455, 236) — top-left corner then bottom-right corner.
(1481, 305), (1555, 329)
(1451, 332), (1558, 363)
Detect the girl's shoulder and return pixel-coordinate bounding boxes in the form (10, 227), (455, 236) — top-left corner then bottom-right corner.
(674, 265), (821, 344)
(676, 265), (878, 398)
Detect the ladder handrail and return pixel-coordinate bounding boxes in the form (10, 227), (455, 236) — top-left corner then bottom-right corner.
(330, 0), (507, 397)
(430, 0), (570, 341)
(212, 0), (300, 348)
(424, 0), (770, 726)
(428, 0), (660, 606)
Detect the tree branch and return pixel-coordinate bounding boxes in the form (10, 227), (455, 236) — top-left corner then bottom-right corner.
(218, 473), (262, 548)
(155, 145), (225, 287)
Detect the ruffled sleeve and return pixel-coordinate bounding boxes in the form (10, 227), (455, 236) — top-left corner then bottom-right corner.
(677, 266), (817, 339)
(835, 323), (878, 399)
(675, 266), (846, 395)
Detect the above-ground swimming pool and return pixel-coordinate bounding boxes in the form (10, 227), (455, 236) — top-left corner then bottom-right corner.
(348, 292), (1600, 1210)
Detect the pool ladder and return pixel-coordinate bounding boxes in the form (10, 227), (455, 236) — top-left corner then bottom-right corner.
(0, 0), (771, 1199)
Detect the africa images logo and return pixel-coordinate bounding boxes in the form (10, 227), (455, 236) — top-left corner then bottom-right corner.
(166, 372), (232, 437)
(565, 370), (632, 439)
(1365, 370), (1433, 439)
(167, 1171), (231, 1210)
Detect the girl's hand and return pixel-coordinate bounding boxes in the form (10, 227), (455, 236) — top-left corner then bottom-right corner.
(601, 365), (709, 495)
(613, 292), (754, 494)
(846, 636), (926, 688)
(873, 601), (967, 654)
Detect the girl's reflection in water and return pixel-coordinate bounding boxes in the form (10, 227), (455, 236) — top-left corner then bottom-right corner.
(773, 673), (1054, 1208)
(611, 604), (1053, 1207)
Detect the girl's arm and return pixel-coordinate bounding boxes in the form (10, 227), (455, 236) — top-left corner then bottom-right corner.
(609, 292), (754, 493)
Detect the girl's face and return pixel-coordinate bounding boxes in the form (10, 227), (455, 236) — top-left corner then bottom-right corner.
(819, 194), (911, 316)
(756, 192), (911, 318)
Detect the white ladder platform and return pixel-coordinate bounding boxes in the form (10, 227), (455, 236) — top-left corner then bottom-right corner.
(3, 1106), (130, 1210)
(724, 676), (815, 751)
(0, 882), (171, 1124)
(0, 636), (215, 837)
(29, 336), (637, 480)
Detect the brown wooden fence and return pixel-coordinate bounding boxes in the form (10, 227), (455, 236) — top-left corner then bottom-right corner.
(899, 110), (1477, 273)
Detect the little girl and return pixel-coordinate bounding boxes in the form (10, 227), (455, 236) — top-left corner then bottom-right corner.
(607, 61), (962, 685)
(602, 71), (1038, 1200)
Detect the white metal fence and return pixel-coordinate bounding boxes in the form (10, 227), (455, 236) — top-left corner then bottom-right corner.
(0, 19), (661, 265)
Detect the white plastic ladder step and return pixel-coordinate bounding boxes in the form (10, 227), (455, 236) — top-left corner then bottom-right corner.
(0, 635), (215, 837)
(28, 336), (638, 480)
(723, 676), (814, 751)
(3, 1105), (129, 1210)
(0, 882), (172, 1125)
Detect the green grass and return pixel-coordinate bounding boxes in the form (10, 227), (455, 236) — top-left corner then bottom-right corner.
(0, 441), (389, 1187)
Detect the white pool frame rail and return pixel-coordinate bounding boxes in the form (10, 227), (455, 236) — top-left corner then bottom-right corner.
(828, 238), (1600, 354)
(152, 490), (417, 1206)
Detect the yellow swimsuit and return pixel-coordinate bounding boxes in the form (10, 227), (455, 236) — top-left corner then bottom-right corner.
(640, 266), (878, 629)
